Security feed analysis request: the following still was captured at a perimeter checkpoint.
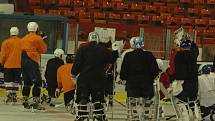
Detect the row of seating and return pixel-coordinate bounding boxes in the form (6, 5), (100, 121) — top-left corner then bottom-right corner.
(28, 0), (215, 10)
(28, 0), (215, 6)
(33, 9), (215, 26)
(29, 0), (215, 34)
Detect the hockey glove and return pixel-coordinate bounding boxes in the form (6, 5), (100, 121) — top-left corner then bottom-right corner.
(55, 89), (61, 98)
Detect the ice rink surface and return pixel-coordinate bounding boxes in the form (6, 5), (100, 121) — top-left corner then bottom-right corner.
(0, 83), (178, 121)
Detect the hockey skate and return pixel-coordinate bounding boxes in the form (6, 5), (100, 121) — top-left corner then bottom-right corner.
(105, 95), (113, 111)
(22, 96), (31, 110)
(30, 97), (45, 112)
(74, 116), (89, 121)
(5, 93), (12, 104)
(66, 99), (76, 114)
(93, 115), (108, 121)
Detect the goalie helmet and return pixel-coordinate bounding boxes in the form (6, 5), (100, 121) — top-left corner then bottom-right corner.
(180, 40), (192, 49)
(174, 27), (186, 42)
(199, 64), (211, 74)
(131, 37), (144, 49)
(88, 31), (99, 43)
(129, 37), (136, 48)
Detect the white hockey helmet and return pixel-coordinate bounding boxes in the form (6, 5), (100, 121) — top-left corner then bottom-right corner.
(27, 22), (38, 32)
(174, 38), (181, 47)
(198, 64), (212, 74)
(54, 48), (64, 58)
(174, 27), (186, 42)
(133, 37), (144, 49)
(10, 27), (19, 36)
(88, 31), (99, 43)
(112, 40), (124, 51)
(156, 59), (164, 72)
(129, 37), (137, 48)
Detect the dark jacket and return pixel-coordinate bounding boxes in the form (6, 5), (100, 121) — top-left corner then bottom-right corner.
(174, 49), (198, 101)
(45, 57), (64, 87)
(120, 49), (159, 96)
(191, 41), (199, 60)
(71, 42), (118, 90)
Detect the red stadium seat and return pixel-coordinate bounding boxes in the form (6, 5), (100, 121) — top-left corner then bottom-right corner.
(166, 0), (178, 7)
(158, 6), (171, 13)
(173, 7), (186, 17)
(151, 15), (164, 25)
(102, 1), (115, 11)
(207, 0), (215, 4)
(29, 0), (41, 6)
(73, 0), (84, 7)
(165, 17), (181, 26)
(144, 5), (157, 16)
(115, 2), (129, 12)
(180, 0), (192, 3)
(48, 9), (61, 15)
(63, 10), (76, 18)
(43, 0), (56, 6)
(130, 2), (143, 12)
(152, 0), (165, 7)
(79, 11), (92, 23)
(181, 17), (194, 29)
(200, 9), (212, 19)
(57, 0), (71, 7)
(107, 13), (121, 24)
(34, 8), (46, 15)
(208, 20), (215, 29)
(187, 8), (199, 18)
(194, 0), (205, 9)
(122, 13), (136, 24)
(94, 12), (106, 23)
(137, 15), (150, 24)
(195, 19), (208, 32)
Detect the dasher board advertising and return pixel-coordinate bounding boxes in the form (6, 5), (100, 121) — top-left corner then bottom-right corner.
(95, 27), (116, 43)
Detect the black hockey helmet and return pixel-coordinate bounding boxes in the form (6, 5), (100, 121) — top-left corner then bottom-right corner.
(66, 54), (75, 63)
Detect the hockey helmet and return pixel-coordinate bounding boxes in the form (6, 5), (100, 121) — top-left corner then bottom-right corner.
(88, 31), (99, 43)
(180, 40), (192, 49)
(54, 48), (64, 58)
(174, 27), (186, 42)
(129, 37), (137, 48)
(199, 64), (212, 74)
(66, 54), (75, 63)
(39, 31), (47, 40)
(134, 37), (144, 49)
(10, 27), (19, 36)
(27, 22), (38, 32)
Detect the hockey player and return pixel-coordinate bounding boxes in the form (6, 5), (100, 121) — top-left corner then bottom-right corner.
(169, 27), (199, 82)
(120, 37), (159, 120)
(115, 37), (136, 84)
(44, 48), (64, 106)
(198, 64), (215, 120)
(156, 59), (171, 100)
(72, 31), (119, 121)
(172, 39), (201, 120)
(98, 37), (114, 107)
(56, 54), (76, 106)
(0, 27), (22, 103)
(21, 22), (47, 110)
